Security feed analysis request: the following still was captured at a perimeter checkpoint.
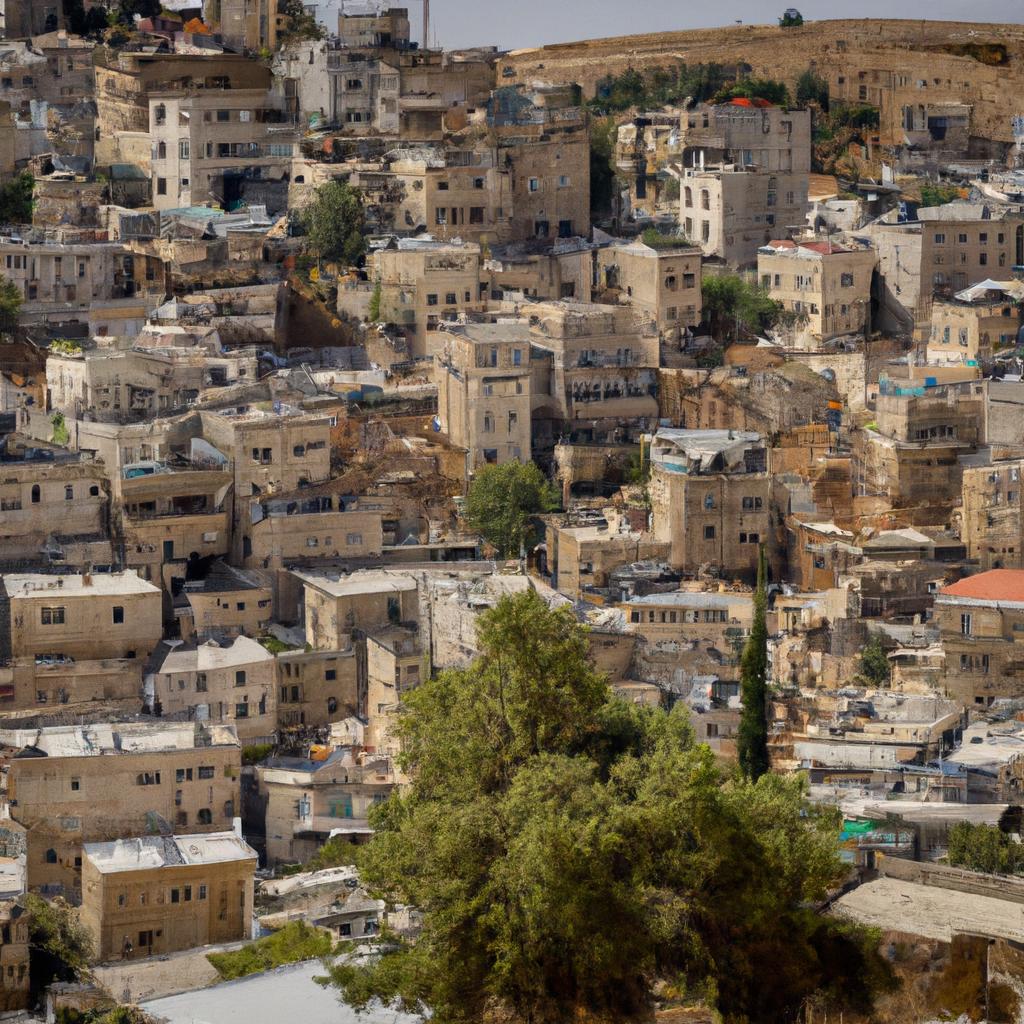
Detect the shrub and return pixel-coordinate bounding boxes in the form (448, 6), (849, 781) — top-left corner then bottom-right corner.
(207, 921), (332, 980)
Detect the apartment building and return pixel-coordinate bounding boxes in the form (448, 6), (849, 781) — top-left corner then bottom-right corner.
(434, 321), (533, 469)
(148, 89), (298, 213)
(176, 561), (273, 643)
(0, 241), (168, 323)
(1, 721), (241, 897)
(758, 239), (876, 343)
(80, 831), (256, 961)
(363, 238), (484, 358)
(615, 112), (682, 219)
(648, 429), (771, 580)
(276, 647), (359, 730)
(527, 301), (660, 450)
(212, 0), (285, 52)
(926, 280), (1023, 368)
(595, 238), (703, 337)
(256, 747), (398, 865)
(2, 570), (162, 663)
(934, 570), (1024, 706)
(681, 166), (809, 269)
(364, 628), (422, 759)
(149, 636), (277, 743)
(484, 237), (594, 304)
(961, 460), (1024, 572)
(337, 5), (411, 48)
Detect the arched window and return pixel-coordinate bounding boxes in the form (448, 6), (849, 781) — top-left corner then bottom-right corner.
(44, 849), (57, 864)
(157, 141), (166, 160)
(30, 485), (39, 503)
(197, 808), (212, 825)
(683, 186), (693, 208)
(327, 696), (338, 714)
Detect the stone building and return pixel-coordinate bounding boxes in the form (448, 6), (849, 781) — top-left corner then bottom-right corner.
(758, 239), (876, 343)
(961, 459), (1024, 572)
(80, 831), (256, 961)
(595, 237), (702, 338)
(175, 561), (273, 644)
(434, 321), (533, 470)
(0, 902), (29, 1011)
(211, 0), (285, 53)
(148, 88), (299, 214)
(276, 647), (359, 730)
(934, 570), (1024, 707)
(926, 280), (1024, 369)
(1, 721), (241, 898)
(255, 747), (397, 865)
(364, 628), (422, 759)
(149, 636), (277, 744)
(648, 428), (771, 580)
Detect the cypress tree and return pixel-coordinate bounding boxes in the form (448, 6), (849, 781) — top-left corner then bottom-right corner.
(737, 543), (770, 780)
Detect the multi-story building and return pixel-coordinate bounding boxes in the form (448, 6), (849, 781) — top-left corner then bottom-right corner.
(256, 747), (398, 865)
(595, 238), (702, 338)
(680, 165), (809, 269)
(176, 561), (273, 644)
(149, 636), (277, 744)
(336, 5), (411, 48)
(0, 902), (29, 1011)
(926, 281), (1023, 368)
(648, 428), (771, 580)
(434, 321), (533, 469)
(276, 647), (359, 730)
(207, 0), (285, 53)
(2, 570), (163, 664)
(148, 88), (298, 214)
(934, 570), (1024, 707)
(961, 459), (1024, 572)
(80, 831), (256, 961)
(1, 721), (241, 898)
(758, 239), (876, 343)
(364, 627), (422, 759)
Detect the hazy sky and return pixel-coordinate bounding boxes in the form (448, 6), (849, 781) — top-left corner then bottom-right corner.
(416, 0), (1022, 50)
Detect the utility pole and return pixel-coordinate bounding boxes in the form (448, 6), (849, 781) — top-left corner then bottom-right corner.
(422, 0), (430, 49)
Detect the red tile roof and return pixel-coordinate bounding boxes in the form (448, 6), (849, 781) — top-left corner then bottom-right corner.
(940, 570), (1024, 602)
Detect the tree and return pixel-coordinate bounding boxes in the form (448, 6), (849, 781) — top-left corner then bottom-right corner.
(0, 172), (34, 225)
(947, 821), (1024, 875)
(919, 183), (961, 208)
(779, 9), (804, 27)
(0, 275), (22, 321)
(22, 894), (92, 999)
(278, 0), (326, 45)
(589, 116), (617, 219)
(795, 68), (829, 110)
(301, 179), (365, 267)
(323, 591), (894, 1024)
(859, 635), (891, 687)
(464, 461), (559, 559)
(368, 279), (382, 322)
(701, 274), (783, 341)
(738, 544), (770, 781)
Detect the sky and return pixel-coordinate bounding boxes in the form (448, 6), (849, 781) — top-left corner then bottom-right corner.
(415, 0), (1023, 50)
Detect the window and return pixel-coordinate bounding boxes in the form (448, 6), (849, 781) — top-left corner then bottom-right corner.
(112, 606), (124, 625)
(704, 493), (715, 510)
(961, 613), (972, 636)
(137, 772), (161, 785)
(31, 485), (39, 504)
(840, 272), (854, 287)
(741, 496), (762, 510)
(156, 177), (167, 196)
(346, 532), (363, 546)
(41, 607), (65, 626)
(703, 525), (716, 540)
(326, 668), (337, 681)
(216, 109), (230, 122)
(528, 177), (540, 192)
(199, 885), (208, 900)
(435, 208), (447, 225)
(469, 206), (484, 224)
(65, 485), (74, 500)
(154, 104), (166, 126)
(558, 175), (570, 188)
(426, 293), (438, 306)
(196, 673), (207, 692)
(70, 777), (79, 792)
(198, 766), (215, 780)
(445, 292), (457, 305)
(235, 703), (249, 719)
(934, 233), (945, 244)
(44, 849), (57, 865)
(179, 139), (190, 160)
(171, 888), (180, 904)
(139, 930), (153, 947)
(235, 670), (246, 686)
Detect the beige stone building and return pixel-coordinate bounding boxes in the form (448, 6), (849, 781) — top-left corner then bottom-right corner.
(209, 0), (285, 53)
(176, 562), (273, 644)
(296, 570), (418, 652)
(927, 281), (1023, 369)
(681, 166), (809, 269)
(256, 747), (397, 865)
(679, 102), (812, 174)
(80, 831), (256, 962)
(337, 5), (411, 48)
(277, 647), (359, 730)
(484, 238), (594, 305)
(596, 238), (702, 337)
(362, 238), (484, 358)
(434, 321), (533, 469)
(148, 88), (298, 214)
(961, 460), (1024, 572)
(934, 570), (1024, 707)
(758, 239), (876, 342)
(3, 570), (162, 664)
(364, 627), (423, 759)
(2, 721), (241, 898)
(648, 429), (771, 580)
(149, 636), (277, 744)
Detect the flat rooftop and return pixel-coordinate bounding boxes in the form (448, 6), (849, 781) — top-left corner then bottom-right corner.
(84, 832), (257, 874)
(157, 636), (275, 674)
(1, 721), (239, 757)
(292, 569), (417, 598)
(5, 570), (159, 600)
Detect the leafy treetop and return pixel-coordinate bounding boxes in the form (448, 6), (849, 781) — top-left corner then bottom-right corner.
(464, 460), (559, 559)
(301, 179), (366, 267)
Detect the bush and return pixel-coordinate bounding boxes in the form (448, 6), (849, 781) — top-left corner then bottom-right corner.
(207, 921), (332, 980)
(712, 78), (792, 107)
(641, 226), (693, 249)
(947, 821), (1024, 875)
(307, 835), (359, 872)
(859, 636), (890, 686)
(242, 743), (274, 765)
(919, 183), (961, 208)
(0, 172), (33, 225)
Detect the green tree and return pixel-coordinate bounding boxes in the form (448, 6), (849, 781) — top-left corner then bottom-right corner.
(0, 172), (34, 225)
(738, 544), (770, 781)
(464, 461), (559, 559)
(947, 821), (1024, 875)
(22, 893), (92, 998)
(589, 116), (617, 219)
(278, 0), (326, 44)
(323, 591), (893, 1024)
(0, 275), (22, 321)
(919, 183), (961, 208)
(701, 274), (783, 341)
(779, 9), (804, 27)
(859, 635), (891, 687)
(795, 68), (829, 109)
(368, 279), (382, 321)
(301, 179), (365, 267)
